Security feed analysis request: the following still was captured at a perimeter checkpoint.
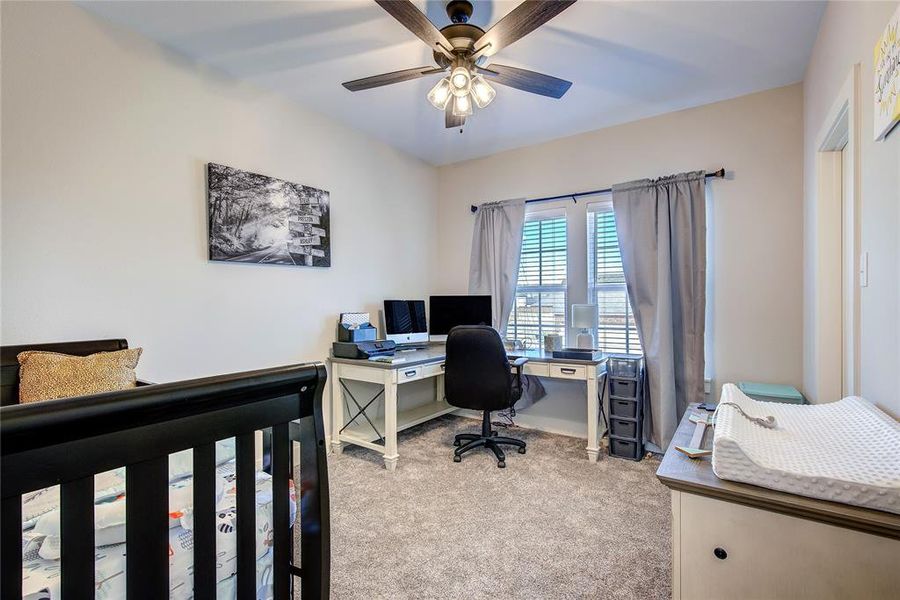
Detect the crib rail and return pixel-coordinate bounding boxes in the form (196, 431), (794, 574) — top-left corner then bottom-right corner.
(1, 363), (330, 599)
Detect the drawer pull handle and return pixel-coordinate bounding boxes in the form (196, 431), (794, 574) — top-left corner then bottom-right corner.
(713, 547), (727, 560)
(404, 370), (417, 377)
(440, 363), (445, 370)
(561, 368), (577, 374)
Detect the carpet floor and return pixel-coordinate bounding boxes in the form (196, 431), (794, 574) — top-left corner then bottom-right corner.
(320, 415), (671, 599)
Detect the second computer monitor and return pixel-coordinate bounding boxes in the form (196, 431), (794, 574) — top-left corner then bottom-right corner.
(383, 300), (428, 345)
(429, 295), (492, 340)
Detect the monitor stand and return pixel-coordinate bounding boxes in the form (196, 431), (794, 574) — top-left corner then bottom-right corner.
(386, 332), (428, 346)
(395, 342), (428, 352)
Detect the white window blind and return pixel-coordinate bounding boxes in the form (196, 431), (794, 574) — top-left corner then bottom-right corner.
(506, 213), (567, 349)
(587, 201), (642, 355)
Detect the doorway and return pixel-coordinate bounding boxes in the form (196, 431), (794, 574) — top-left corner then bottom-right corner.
(812, 65), (860, 402)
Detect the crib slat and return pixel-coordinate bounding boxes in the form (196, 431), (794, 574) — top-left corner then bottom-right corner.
(61, 476), (95, 596)
(271, 423), (291, 599)
(126, 456), (168, 599)
(1, 495), (22, 599)
(235, 432), (256, 600)
(192, 442), (216, 600)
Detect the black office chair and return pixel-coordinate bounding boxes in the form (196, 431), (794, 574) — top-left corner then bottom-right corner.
(444, 325), (528, 468)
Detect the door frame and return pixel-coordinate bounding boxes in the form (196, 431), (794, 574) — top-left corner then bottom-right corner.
(813, 64), (861, 399)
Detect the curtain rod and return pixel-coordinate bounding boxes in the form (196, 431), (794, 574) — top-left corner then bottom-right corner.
(469, 168), (726, 213)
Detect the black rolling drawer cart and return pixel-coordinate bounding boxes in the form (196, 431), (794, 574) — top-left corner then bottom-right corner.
(606, 354), (644, 461)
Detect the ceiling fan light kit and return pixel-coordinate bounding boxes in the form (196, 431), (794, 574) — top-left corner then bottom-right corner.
(471, 75), (496, 109)
(343, 0), (577, 129)
(427, 78), (453, 110)
(452, 93), (473, 117)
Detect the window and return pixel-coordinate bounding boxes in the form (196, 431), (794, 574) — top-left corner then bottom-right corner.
(506, 213), (567, 349)
(588, 201), (642, 354)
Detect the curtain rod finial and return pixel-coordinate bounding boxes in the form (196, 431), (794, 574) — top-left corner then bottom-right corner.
(470, 205), (478, 213)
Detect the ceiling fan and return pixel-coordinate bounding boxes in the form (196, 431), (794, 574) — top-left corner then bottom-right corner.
(342, 0), (577, 129)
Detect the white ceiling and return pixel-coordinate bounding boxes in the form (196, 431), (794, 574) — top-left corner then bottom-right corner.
(79, 1), (825, 166)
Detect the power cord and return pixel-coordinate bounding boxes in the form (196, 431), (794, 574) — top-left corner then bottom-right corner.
(493, 407), (517, 429)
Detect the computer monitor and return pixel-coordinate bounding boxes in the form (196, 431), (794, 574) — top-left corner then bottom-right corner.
(383, 300), (428, 345)
(428, 295), (492, 340)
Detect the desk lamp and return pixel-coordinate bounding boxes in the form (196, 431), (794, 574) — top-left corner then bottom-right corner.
(571, 304), (598, 349)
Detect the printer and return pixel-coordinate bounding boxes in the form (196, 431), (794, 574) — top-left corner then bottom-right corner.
(332, 340), (396, 360)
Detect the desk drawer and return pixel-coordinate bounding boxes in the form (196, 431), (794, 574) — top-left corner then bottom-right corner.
(420, 363), (445, 379)
(522, 362), (549, 377)
(398, 366), (426, 382)
(550, 364), (585, 380)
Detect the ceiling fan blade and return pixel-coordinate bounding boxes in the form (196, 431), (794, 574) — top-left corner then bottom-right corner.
(375, 0), (453, 58)
(342, 66), (444, 92)
(473, 0), (577, 59)
(477, 64), (572, 98)
(445, 102), (466, 129)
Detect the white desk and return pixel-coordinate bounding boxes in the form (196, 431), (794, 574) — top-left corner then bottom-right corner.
(329, 345), (607, 470)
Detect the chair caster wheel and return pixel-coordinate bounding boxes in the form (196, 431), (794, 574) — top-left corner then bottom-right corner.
(518, 447), (526, 454)
(497, 461), (506, 468)
(453, 455), (461, 462)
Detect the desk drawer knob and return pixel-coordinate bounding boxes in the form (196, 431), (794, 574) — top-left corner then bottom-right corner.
(714, 547), (727, 560)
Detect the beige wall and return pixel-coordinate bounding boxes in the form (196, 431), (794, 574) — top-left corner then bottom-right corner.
(802, 1), (899, 416)
(0, 1), (438, 384)
(436, 84), (804, 432)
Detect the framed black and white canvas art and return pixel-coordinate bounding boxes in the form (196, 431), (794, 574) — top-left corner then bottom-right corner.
(207, 163), (331, 267)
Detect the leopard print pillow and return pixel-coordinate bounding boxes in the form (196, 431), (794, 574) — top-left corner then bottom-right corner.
(17, 348), (143, 403)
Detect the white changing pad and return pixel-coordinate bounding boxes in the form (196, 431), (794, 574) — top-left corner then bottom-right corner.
(712, 384), (900, 514)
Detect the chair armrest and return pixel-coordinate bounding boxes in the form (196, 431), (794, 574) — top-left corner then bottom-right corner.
(510, 357), (529, 368)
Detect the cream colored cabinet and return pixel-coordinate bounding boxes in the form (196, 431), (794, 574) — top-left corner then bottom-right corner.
(672, 491), (900, 599)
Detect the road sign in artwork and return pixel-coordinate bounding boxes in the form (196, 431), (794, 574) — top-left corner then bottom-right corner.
(288, 245), (326, 258)
(288, 190), (329, 265)
(295, 205), (322, 217)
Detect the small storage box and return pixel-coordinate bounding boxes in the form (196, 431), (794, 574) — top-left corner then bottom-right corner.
(608, 356), (640, 378)
(609, 437), (642, 460)
(610, 418), (638, 439)
(736, 382), (805, 405)
(610, 397), (639, 419)
(609, 378), (638, 398)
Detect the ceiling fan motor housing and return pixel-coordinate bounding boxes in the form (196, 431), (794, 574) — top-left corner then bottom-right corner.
(434, 17), (485, 69)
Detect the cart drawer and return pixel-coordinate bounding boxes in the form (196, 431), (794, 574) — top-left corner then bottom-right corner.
(610, 397), (639, 419)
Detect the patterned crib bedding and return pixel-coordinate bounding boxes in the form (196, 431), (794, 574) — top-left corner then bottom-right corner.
(21, 442), (297, 600)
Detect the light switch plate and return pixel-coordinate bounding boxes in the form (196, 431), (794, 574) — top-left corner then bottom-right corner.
(859, 251), (869, 287)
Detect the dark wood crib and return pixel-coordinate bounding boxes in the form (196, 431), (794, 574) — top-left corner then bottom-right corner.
(1, 339), (330, 599)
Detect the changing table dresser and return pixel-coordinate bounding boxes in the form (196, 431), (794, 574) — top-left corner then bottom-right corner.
(657, 404), (900, 600)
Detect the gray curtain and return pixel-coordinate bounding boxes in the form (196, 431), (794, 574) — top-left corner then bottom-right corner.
(612, 171), (706, 450)
(468, 198), (526, 335)
(469, 198), (546, 407)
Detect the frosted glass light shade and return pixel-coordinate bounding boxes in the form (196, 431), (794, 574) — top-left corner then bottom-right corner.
(471, 75), (496, 108)
(427, 78), (452, 110)
(449, 66), (471, 97)
(571, 304), (598, 329)
(452, 93), (472, 117)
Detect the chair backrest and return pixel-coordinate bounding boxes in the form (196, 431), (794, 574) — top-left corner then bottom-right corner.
(0, 339), (129, 407)
(444, 326), (513, 412)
